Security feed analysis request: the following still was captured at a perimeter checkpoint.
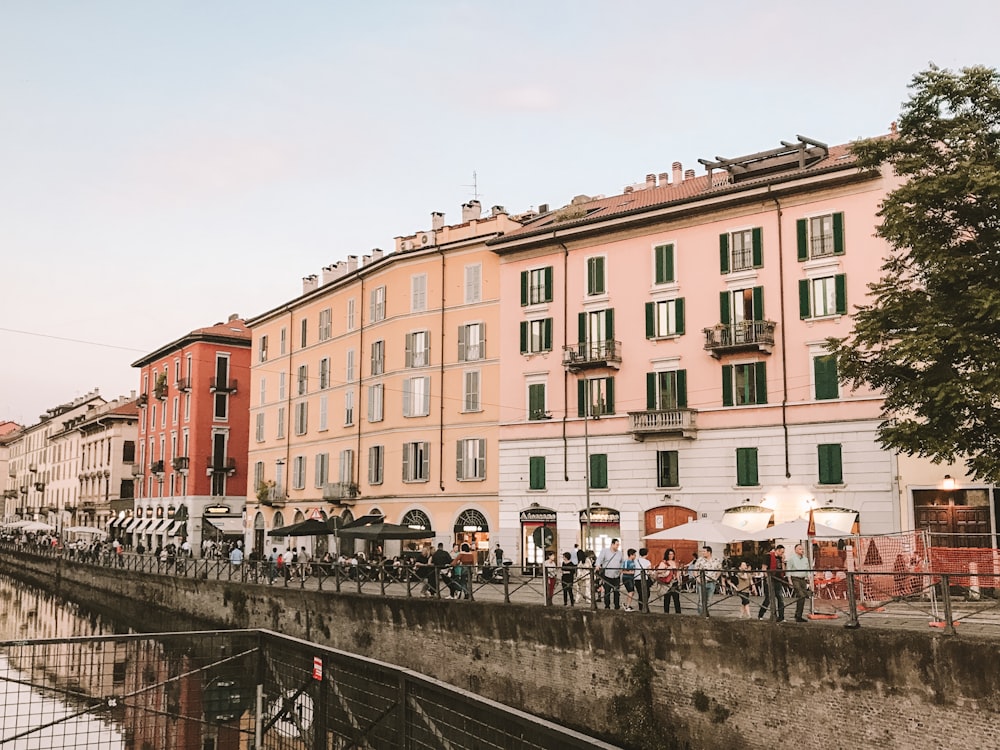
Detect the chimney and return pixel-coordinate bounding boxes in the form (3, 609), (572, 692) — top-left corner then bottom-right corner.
(672, 162), (683, 184)
(684, 169), (695, 180)
(371, 248), (383, 261)
(431, 212), (445, 231)
(659, 172), (669, 186)
(646, 173), (656, 189)
(538, 203), (549, 214)
(302, 275), (318, 294)
(347, 255), (358, 273)
(461, 200), (482, 222)
(322, 264), (337, 285)
(623, 186), (633, 194)
(362, 254), (372, 267)
(228, 313), (239, 322)
(491, 205), (507, 216)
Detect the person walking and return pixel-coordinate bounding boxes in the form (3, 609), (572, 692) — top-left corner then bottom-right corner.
(786, 543), (812, 622)
(736, 560), (753, 618)
(543, 550), (558, 605)
(758, 545), (786, 622)
(635, 548), (652, 612)
(595, 539), (624, 610)
(622, 549), (638, 611)
(655, 548), (681, 614)
(561, 552), (577, 606)
(693, 546), (722, 615)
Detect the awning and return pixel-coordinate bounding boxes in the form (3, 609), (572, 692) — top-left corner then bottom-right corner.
(165, 520), (182, 536)
(148, 519), (170, 534)
(203, 516), (245, 536)
(109, 516), (128, 528)
(133, 519), (153, 534)
(124, 518), (144, 533)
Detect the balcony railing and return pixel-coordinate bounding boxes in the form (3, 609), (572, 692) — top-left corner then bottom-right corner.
(206, 457), (237, 475)
(210, 378), (238, 393)
(131, 463), (143, 477)
(150, 460), (165, 475)
(171, 456), (190, 472)
(18, 486), (27, 495)
(262, 487), (287, 507)
(2, 490), (17, 500)
(323, 482), (359, 502)
(136, 393), (148, 407)
(627, 409), (698, 440)
(702, 320), (776, 358)
(34, 482), (46, 492)
(153, 381), (168, 400)
(562, 339), (622, 372)
(175, 377), (191, 392)
(28, 464), (37, 473)
(81, 501), (96, 511)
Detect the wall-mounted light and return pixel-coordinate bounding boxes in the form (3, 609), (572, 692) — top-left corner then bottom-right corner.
(943, 474), (955, 491)
(663, 494), (672, 502)
(826, 498), (834, 505)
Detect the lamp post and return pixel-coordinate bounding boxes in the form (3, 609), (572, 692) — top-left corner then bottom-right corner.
(582, 388), (600, 554)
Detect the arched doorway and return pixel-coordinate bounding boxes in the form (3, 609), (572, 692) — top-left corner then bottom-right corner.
(520, 507), (557, 575)
(400, 509), (433, 558)
(253, 512), (265, 556)
(454, 509), (490, 565)
(643, 506), (698, 570)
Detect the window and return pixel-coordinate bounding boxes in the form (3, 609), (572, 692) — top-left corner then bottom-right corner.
(255, 413), (265, 442)
(519, 318), (553, 354)
(214, 393), (227, 420)
(589, 454), (608, 489)
(292, 456), (306, 490)
(799, 275), (847, 318)
(818, 443), (843, 484)
(278, 372), (286, 400)
(346, 298), (356, 330)
(720, 228), (763, 272)
(814, 355), (839, 400)
(456, 438), (486, 481)
(736, 448), (759, 486)
(577, 377), (615, 417)
(720, 287), (764, 328)
(172, 396), (178, 424)
(294, 402), (308, 435)
(319, 358), (330, 390)
(276, 407), (285, 439)
(529, 456), (546, 490)
(371, 340), (384, 376)
(345, 349), (355, 381)
(300, 319), (308, 348)
(368, 383), (384, 422)
(259, 335), (268, 363)
(528, 383), (547, 420)
(645, 370), (687, 410)
(344, 390), (354, 425)
(722, 363), (767, 406)
(465, 263), (482, 304)
(368, 445), (384, 485)
(463, 371), (481, 412)
(318, 308), (332, 341)
(577, 309), (614, 359)
(653, 243), (675, 284)
(297, 365), (308, 396)
(411, 274), (427, 312)
(259, 378), (266, 406)
(254, 461), (264, 491)
(338, 449), (354, 483)
(644, 299), (685, 338)
(315, 453), (329, 487)
(657, 450), (679, 487)
(402, 441), (430, 482)
(279, 327), (287, 355)
(586, 256), (606, 296)
(405, 331), (430, 368)
(797, 213), (845, 260)
(319, 396), (328, 430)
(403, 377), (430, 417)
(370, 286), (386, 323)
(520, 267), (553, 306)
(458, 323), (485, 361)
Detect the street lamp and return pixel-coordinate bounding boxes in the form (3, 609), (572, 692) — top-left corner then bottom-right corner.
(582, 388), (600, 554)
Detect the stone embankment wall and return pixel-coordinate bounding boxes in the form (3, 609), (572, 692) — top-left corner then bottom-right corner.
(6, 555), (999, 750)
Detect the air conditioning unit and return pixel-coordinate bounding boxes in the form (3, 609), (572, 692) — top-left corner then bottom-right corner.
(418, 231), (436, 246)
(401, 239), (414, 251)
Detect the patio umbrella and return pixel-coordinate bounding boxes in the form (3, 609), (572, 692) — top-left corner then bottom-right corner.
(270, 519), (335, 537)
(18, 521), (56, 533)
(643, 519), (744, 546)
(746, 517), (844, 542)
(336, 522), (434, 541)
(64, 526), (108, 536)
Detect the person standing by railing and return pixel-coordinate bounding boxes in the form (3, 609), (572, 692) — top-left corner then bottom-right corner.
(595, 539), (623, 610)
(786, 543), (811, 622)
(757, 545), (786, 622)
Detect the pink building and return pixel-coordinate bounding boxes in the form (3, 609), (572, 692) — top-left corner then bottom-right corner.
(490, 136), (904, 567)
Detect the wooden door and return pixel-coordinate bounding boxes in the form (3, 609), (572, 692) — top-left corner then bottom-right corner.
(644, 506), (698, 567)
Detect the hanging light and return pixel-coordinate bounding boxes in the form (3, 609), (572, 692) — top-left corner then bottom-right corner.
(942, 475), (955, 491)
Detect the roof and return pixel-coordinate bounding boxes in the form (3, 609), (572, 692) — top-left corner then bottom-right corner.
(131, 317), (251, 368)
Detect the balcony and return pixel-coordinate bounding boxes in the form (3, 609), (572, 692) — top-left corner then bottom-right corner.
(2, 490), (17, 500)
(131, 463), (143, 477)
(176, 377), (191, 393)
(153, 381), (168, 401)
(34, 482), (46, 492)
(28, 463), (37, 473)
(137, 393), (148, 407)
(323, 482), (359, 502)
(261, 487), (287, 507)
(150, 460), (166, 475)
(206, 457), (237, 476)
(210, 378), (238, 393)
(627, 409), (698, 440)
(81, 501), (96, 511)
(562, 340), (622, 372)
(8, 468), (15, 478)
(171, 456), (190, 472)
(19, 486), (27, 495)
(702, 321), (776, 358)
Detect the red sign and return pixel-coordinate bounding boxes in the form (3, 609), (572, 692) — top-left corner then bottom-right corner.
(312, 657), (323, 681)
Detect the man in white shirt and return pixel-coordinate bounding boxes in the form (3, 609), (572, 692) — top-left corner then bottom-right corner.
(786, 543), (812, 622)
(595, 539), (624, 610)
(636, 548), (652, 612)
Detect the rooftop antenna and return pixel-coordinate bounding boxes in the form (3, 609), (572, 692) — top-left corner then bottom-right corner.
(462, 170), (481, 202)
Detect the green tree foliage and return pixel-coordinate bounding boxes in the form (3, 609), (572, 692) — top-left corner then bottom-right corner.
(830, 65), (1000, 481)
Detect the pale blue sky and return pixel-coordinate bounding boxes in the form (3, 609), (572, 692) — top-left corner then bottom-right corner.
(2, 0), (997, 424)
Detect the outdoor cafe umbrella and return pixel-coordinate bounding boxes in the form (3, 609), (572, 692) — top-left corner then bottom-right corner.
(270, 518), (335, 537)
(336, 521), (434, 541)
(63, 526), (108, 536)
(746, 517), (843, 542)
(17, 521), (56, 534)
(642, 518), (743, 546)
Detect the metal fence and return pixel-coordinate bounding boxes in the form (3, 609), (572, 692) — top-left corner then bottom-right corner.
(0, 629), (619, 750)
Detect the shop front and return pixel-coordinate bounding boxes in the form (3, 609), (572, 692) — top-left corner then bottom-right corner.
(520, 506), (557, 575)
(454, 508), (490, 565)
(580, 506), (620, 556)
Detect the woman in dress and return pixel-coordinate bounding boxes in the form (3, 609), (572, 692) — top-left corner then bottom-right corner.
(655, 548), (681, 613)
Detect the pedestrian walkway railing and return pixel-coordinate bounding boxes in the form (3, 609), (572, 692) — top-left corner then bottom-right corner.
(3, 541), (999, 634)
(0, 628), (618, 750)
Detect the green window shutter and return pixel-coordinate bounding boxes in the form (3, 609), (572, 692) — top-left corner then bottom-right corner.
(577, 380), (586, 417)
(665, 244), (675, 282)
(605, 308), (614, 338)
(719, 291), (730, 325)
(519, 321), (528, 354)
(835, 274), (847, 314)
(752, 286), (764, 320)
(645, 302), (655, 338)
(586, 258), (595, 295)
(577, 312), (587, 346)
(596, 257), (605, 294)
(814, 355), (839, 400)
(799, 279), (811, 319)
(719, 233), (730, 274)
(529, 456), (546, 490)
(543, 267), (553, 302)
(675, 298), (685, 335)
(590, 454), (608, 489)
(818, 444), (843, 484)
(796, 219), (808, 261)
(529, 384), (545, 418)
(667, 451), (679, 486)
(543, 318), (553, 351)
(606, 378), (615, 414)
(722, 365), (733, 407)
(520, 271), (528, 306)
(736, 448), (759, 486)
(751, 227), (763, 267)
(654, 246), (665, 284)
(833, 213), (845, 255)
(676, 369), (687, 408)
(646, 373), (656, 410)
(754, 362), (767, 404)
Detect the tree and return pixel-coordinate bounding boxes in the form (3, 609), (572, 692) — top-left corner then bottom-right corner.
(831, 64), (1000, 482)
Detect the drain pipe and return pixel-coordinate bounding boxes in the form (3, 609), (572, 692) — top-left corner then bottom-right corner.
(769, 191), (792, 480)
(439, 245), (447, 492)
(559, 242), (570, 481)
(356, 273), (365, 493)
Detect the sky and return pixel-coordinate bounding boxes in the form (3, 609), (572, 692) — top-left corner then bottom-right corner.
(2, 0), (998, 425)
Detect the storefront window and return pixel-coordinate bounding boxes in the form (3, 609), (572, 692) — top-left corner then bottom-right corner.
(521, 507), (557, 574)
(454, 509), (490, 564)
(579, 506), (619, 555)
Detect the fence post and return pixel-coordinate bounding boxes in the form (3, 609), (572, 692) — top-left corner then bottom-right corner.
(844, 571), (861, 629)
(334, 562), (342, 593)
(502, 564), (511, 604)
(941, 573), (956, 635)
(379, 564), (386, 597)
(591, 568), (599, 611)
(699, 569), (709, 617)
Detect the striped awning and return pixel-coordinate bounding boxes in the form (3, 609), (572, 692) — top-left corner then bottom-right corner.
(124, 518), (144, 533)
